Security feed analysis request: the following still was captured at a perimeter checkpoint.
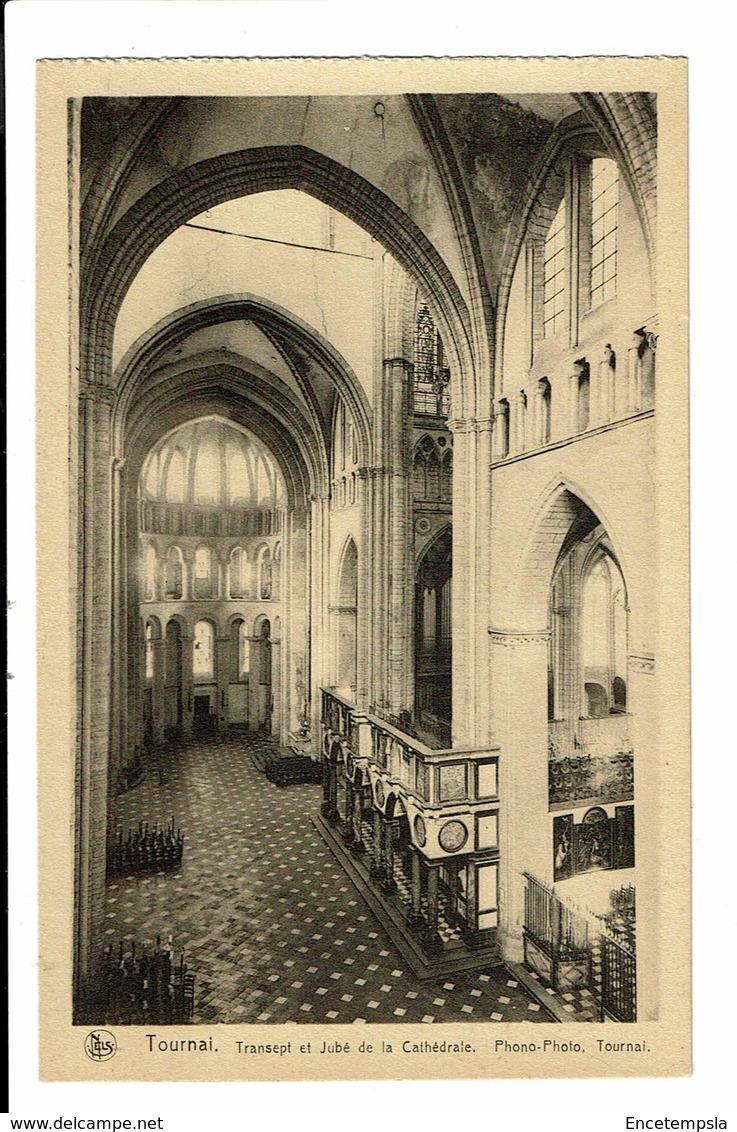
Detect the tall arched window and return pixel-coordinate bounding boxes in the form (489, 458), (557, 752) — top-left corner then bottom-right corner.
(582, 552), (628, 716)
(193, 620), (215, 680)
(194, 545), (214, 599)
(548, 520), (628, 723)
(229, 546), (249, 599)
(336, 539), (358, 693)
(543, 197), (567, 337)
(538, 378), (552, 445)
(143, 544), (157, 601)
(413, 303), (450, 417)
(239, 621), (251, 680)
(415, 527), (452, 726)
(441, 449), (453, 503)
(590, 157), (619, 307)
(259, 547), (272, 600)
(145, 622), (154, 680)
(164, 546), (183, 600)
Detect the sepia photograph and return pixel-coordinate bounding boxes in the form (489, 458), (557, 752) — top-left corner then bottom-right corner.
(32, 53), (690, 1082)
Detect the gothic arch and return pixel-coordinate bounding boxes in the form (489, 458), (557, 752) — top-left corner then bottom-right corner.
(121, 365), (319, 513)
(509, 478), (629, 631)
(113, 293), (373, 476)
(82, 146), (475, 413)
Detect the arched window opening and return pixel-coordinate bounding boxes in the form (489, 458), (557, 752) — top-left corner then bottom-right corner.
(145, 622), (154, 680)
(239, 621), (251, 680)
(543, 197), (567, 338)
(143, 544), (157, 601)
(164, 620), (183, 734)
(441, 449), (453, 503)
(548, 513), (629, 727)
(413, 303), (450, 418)
(539, 378), (552, 445)
(193, 620), (215, 681)
(141, 419), (286, 511)
(229, 546), (249, 599)
(194, 545), (214, 599)
(336, 539), (358, 695)
(426, 449), (440, 501)
(414, 527), (452, 732)
(164, 546), (183, 600)
(259, 547), (273, 600)
(590, 157), (619, 308)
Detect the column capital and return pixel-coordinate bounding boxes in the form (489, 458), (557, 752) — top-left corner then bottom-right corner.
(634, 326), (659, 354)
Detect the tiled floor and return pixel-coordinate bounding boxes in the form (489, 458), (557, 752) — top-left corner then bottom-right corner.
(105, 734), (554, 1025)
(524, 970), (600, 1022)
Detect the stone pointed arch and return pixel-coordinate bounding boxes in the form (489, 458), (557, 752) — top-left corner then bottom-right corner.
(82, 145), (476, 414)
(508, 476), (629, 632)
(112, 292), (374, 476)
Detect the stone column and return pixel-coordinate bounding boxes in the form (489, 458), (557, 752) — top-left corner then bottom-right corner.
(180, 632), (194, 736)
(513, 391), (527, 454)
(491, 629), (551, 965)
(407, 849), (425, 932)
(308, 499), (329, 752)
(215, 634), (230, 731)
(449, 418), (494, 747)
(381, 819), (397, 893)
(462, 862), (480, 947)
(382, 358), (414, 716)
(627, 331), (644, 413)
(598, 344), (616, 424)
(327, 762), (340, 825)
(151, 637), (166, 744)
(351, 783), (366, 854)
(321, 755), (332, 816)
(570, 359), (587, 434)
(423, 862), (443, 952)
(370, 809), (383, 881)
(342, 780), (355, 845)
(75, 380), (115, 996)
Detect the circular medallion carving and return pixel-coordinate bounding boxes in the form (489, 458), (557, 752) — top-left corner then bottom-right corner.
(415, 516), (431, 535)
(438, 819), (468, 853)
(374, 779), (385, 806)
(413, 815), (427, 847)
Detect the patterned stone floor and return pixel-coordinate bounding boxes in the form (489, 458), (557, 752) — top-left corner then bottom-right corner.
(105, 734), (554, 1025)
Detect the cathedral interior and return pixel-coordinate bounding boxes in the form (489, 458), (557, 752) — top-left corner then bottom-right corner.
(73, 91), (657, 1025)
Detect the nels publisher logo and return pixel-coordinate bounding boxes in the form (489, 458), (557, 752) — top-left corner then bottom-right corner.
(84, 1030), (117, 1062)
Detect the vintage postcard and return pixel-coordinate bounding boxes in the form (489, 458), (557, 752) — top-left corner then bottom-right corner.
(35, 54), (689, 1082)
